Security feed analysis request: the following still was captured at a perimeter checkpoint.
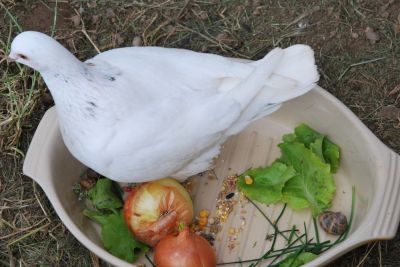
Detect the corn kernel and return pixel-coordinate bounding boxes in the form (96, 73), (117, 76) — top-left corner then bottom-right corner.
(244, 175), (253, 185)
(199, 209), (210, 218)
(198, 217), (208, 226)
(228, 227), (236, 235)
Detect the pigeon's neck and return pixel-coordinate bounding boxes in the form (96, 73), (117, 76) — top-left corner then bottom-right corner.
(41, 51), (85, 78)
(41, 58), (86, 106)
(41, 61), (102, 128)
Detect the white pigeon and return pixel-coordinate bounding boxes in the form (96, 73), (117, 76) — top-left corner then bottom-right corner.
(9, 31), (319, 183)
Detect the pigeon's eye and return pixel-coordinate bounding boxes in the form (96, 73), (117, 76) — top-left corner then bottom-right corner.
(17, 53), (28, 60)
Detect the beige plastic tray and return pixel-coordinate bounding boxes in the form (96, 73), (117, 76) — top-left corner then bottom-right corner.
(23, 86), (400, 267)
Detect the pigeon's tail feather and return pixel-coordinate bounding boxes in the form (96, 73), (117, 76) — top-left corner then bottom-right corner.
(226, 45), (319, 135)
(255, 44), (319, 103)
(225, 48), (284, 108)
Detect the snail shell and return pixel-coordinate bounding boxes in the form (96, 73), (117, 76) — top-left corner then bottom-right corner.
(318, 211), (348, 235)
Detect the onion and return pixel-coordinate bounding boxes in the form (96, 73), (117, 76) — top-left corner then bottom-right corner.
(124, 178), (194, 246)
(154, 226), (217, 267)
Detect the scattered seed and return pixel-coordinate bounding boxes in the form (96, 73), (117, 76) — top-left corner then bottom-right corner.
(198, 217), (208, 226)
(210, 224), (220, 234)
(225, 192), (235, 199)
(244, 175), (253, 185)
(199, 209), (210, 218)
(215, 175), (238, 225)
(200, 233), (215, 246)
(228, 227), (236, 235)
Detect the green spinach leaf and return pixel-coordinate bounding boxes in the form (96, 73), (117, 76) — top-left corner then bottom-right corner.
(84, 209), (148, 262)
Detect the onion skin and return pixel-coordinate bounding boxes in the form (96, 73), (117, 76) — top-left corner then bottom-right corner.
(154, 227), (217, 267)
(124, 178), (194, 247)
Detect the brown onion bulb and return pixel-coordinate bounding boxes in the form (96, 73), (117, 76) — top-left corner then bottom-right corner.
(124, 178), (194, 247)
(154, 226), (217, 267)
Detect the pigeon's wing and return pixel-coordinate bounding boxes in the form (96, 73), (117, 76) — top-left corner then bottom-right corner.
(95, 92), (242, 181)
(87, 46), (254, 96)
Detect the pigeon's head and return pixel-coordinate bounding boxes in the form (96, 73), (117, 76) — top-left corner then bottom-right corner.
(8, 31), (77, 72)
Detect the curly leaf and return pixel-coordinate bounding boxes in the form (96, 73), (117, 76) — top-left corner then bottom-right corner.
(322, 138), (340, 173)
(293, 123), (340, 173)
(237, 162), (296, 204)
(88, 178), (123, 211)
(279, 142), (336, 216)
(84, 209), (148, 262)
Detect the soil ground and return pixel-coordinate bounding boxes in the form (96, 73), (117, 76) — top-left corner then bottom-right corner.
(1, 0), (399, 266)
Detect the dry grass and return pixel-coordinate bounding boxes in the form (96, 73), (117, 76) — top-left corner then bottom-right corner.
(1, 0), (400, 266)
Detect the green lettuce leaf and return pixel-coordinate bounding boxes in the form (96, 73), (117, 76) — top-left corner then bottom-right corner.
(293, 124), (340, 173)
(322, 138), (340, 173)
(279, 142), (336, 216)
(294, 124), (322, 147)
(282, 133), (297, 143)
(237, 162), (296, 204)
(309, 136), (324, 162)
(279, 252), (318, 267)
(84, 209), (148, 262)
(236, 123), (339, 216)
(88, 178), (123, 212)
